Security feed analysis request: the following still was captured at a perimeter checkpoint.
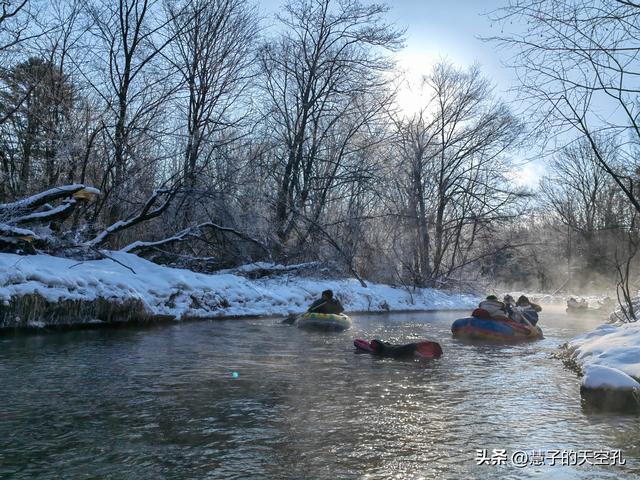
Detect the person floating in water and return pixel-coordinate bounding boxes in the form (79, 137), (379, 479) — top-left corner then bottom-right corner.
(308, 289), (344, 314)
(354, 338), (443, 359)
(567, 297), (588, 310)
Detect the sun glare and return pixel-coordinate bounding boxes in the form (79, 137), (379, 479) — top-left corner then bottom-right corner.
(509, 162), (544, 187)
(393, 51), (436, 117)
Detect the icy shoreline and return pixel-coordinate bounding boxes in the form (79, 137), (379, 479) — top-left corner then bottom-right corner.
(563, 320), (640, 393)
(0, 252), (479, 330)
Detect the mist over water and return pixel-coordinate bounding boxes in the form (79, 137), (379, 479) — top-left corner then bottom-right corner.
(1, 308), (639, 479)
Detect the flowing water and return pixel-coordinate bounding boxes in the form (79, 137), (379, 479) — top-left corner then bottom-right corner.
(1, 306), (639, 479)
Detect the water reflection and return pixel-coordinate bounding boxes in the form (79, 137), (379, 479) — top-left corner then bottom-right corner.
(1, 308), (638, 479)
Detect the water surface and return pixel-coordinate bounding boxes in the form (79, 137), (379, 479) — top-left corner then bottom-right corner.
(1, 306), (639, 479)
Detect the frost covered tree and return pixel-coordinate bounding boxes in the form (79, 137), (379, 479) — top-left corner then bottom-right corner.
(493, 0), (640, 213)
(167, 0), (256, 229)
(0, 0), (32, 56)
(0, 57), (75, 198)
(539, 137), (632, 287)
(83, 0), (180, 231)
(384, 62), (527, 288)
(494, 0), (640, 316)
(259, 0), (402, 254)
(0, 0), (571, 294)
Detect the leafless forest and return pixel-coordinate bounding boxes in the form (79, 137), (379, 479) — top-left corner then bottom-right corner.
(1, 0), (639, 318)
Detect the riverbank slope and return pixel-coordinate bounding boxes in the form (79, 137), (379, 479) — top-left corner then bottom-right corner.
(564, 315), (640, 391)
(0, 252), (478, 330)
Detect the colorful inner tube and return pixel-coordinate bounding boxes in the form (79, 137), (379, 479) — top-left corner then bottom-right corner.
(297, 312), (352, 331)
(451, 316), (543, 341)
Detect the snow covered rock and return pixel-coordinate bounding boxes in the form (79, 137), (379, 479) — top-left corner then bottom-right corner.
(581, 365), (640, 390)
(580, 365), (640, 411)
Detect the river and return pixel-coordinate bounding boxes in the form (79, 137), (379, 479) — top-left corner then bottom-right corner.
(1, 306), (639, 479)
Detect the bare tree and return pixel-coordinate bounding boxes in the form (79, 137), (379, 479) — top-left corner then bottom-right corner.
(491, 0), (640, 213)
(491, 0), (640, 305)
(541, 138), (622, 236)
(167, 0), (256, 228)
(259, 0), (403, 253)
(539, 136), (634, 286)
(0, 0), (31, 55)
(84, 0), (182, 231)
(386, 62), (526, 287)
(614, 226), (638, 322)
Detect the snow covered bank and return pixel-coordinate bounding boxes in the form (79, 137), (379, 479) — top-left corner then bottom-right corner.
(562, 315), (640, 410)
(563, 320), (640, 411)
(0, 252), (478, 330)
(565, 321), (640, 384)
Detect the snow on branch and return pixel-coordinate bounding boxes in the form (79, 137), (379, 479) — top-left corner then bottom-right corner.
(0, 185), (100, 250)
(87, 186), (178, 248)
(120, 221), (272, 258)
(12, 199), (78, 225)
(0, 185), (86, 216)
(0, 222), (36, 239)
(120, 224), (198, 253)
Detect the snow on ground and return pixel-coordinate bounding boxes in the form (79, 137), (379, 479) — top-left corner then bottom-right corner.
(217, 261), (320, 274)
(0, 252), (478, 325)
(566, 319), (640, 389)
(582, 364), (640, 390)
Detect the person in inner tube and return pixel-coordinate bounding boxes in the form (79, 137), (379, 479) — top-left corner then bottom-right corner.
(307, 289), (344, 314)
(514, 295), (542, 325)
(476, 295), (508, 319)
(503, 294), (516, 319)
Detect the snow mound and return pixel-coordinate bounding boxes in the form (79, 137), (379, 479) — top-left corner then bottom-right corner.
(567, 320), (640, 386)
(582, 364), (640, 390)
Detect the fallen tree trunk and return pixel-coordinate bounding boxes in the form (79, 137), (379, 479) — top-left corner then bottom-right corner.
(0, 185), (100, 251)
(12, 199), (78, 225)
(0, 185), (86, 216)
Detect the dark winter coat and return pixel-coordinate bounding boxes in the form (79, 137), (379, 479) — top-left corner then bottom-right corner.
(308, 297), (344, 314)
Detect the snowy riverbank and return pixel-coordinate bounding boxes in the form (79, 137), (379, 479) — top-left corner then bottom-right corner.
(0, 252), (479, 330)
(564, 319), (640, 392)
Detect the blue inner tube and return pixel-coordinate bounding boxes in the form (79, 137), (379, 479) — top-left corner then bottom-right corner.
(451, 317), (543, 340)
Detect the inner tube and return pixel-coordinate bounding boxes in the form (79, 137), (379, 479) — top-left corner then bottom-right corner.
(297, 312), (352, 331)
(354, 338), (443, 359)
(566, 307), (599, 315)
(451, 316), (543, 341)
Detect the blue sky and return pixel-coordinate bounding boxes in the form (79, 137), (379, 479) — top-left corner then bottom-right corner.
(388, 0), (514, 88)
(257, 0), (515, 90)
(256, 0), (545, 186)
